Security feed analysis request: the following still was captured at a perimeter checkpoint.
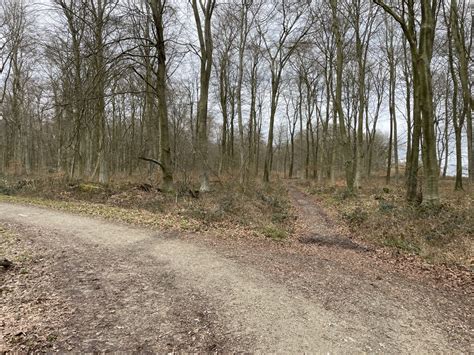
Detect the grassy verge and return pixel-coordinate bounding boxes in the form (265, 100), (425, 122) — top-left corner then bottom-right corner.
(0, 176), (295, 241)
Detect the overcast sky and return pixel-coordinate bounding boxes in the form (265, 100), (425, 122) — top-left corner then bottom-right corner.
(5, 0), (470, 175)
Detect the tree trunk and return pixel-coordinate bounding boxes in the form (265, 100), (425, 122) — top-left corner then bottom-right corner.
(449, 0), (472, 183)
(191, 0), (216, 192)
(263, 69), (280, 182)
(418, 0), (439, 204)
(150, 0), (174, 191)
(331, 0), (354, 191)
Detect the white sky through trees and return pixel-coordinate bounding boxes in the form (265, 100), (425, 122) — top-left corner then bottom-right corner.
(1, 0), (471, 176)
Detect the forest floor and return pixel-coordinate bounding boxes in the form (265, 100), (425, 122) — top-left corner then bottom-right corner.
(299, 178), (474, 268)
(1, 182), (472, 352)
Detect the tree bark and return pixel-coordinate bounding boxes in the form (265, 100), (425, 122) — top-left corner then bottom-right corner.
(191, 0), (216, 192)
(149, 0), (174, 191)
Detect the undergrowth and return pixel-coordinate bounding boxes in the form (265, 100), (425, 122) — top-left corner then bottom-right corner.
(303, 178), (473, 268)
(0, 175), (295, 241)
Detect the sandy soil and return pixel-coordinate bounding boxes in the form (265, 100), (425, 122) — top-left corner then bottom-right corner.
(1, 188), (472, 352)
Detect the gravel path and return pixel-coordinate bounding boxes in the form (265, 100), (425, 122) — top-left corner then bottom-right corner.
(1, 200), (471, 352)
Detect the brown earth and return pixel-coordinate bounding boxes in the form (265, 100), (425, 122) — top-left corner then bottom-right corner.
(1, 185), (472, 352)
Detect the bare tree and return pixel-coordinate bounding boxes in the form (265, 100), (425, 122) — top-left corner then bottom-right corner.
(1, 0), (31, 174)
(191, 0), (216, 192)
(374, 0), (441, 204)
(348, 0), (378, 190)
(147, 0), (174, 190)
(234, 0), (259, 184)
(448, 0), (473, 183)
(1, 0), (471, 207)
(0, 1), (13, 104)
(258, 0), (313, 182)
(384, 14), (398, 184)
(213, 7), (236, 174)
(330, 0), (354, 190)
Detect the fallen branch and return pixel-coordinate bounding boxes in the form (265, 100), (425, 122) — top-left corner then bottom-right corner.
(138, 157), (165, 171)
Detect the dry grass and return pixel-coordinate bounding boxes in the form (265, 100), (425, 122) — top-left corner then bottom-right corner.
(0, 175), (295, 241)
(300, 177), (473, 268)
(2, 173), (471, 268)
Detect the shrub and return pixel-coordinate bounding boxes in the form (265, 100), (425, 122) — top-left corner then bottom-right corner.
(342, 207), (368, 226)
(335, 189), (356, 201)
(378, 200), (396, 213)
(258, 189), (290, 224)
(0, 179), (15, 195)
(217, 194), (235, 213)
(383, 237), (421, 254)
(262, 225), (287, 241)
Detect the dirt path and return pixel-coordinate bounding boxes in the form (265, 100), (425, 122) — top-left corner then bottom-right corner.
(1, 198), (472, 352)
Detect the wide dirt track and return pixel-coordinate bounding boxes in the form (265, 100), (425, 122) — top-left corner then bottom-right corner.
(0, 197), (472, 352)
